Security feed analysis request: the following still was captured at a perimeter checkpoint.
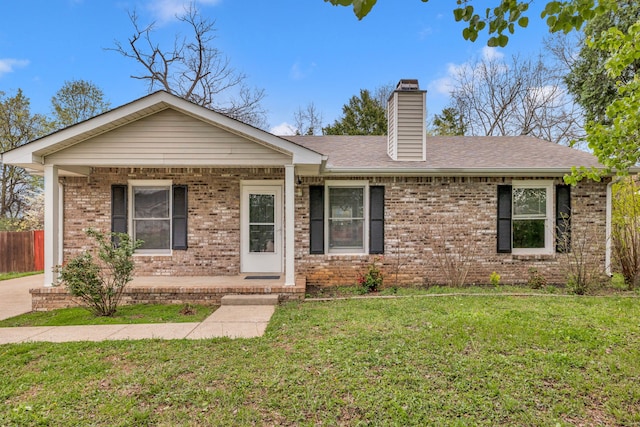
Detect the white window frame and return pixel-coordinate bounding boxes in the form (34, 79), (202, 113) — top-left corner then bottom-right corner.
(512, 180), (554, 255)
(325, 180), (369, 254)
(128, 179), (173, 255)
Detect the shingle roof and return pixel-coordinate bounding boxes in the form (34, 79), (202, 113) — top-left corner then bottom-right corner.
(283, 135), (602, 173)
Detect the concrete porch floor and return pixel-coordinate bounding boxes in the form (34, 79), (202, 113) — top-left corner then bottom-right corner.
(29, 274), (307, 311)
(129, 274), (287, 289)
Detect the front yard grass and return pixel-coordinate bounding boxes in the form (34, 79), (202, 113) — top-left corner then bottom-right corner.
(1, 295), (639, 426)
(0, 303), (215, 327)
(0, 271), (43, 281)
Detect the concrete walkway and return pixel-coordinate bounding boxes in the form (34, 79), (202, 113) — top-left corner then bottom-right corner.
(0, 276), (278, 343)
(0, 274), (43, 321)
(0, 305), (276, 344)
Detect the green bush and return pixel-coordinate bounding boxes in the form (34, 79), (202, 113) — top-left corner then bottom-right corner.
(489, 271), (501, 286)
(357, 258), (383, 293)
(55, 229), (142, 316)
(527, 268), (547, 289)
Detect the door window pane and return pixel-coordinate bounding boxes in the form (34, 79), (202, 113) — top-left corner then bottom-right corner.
(248, 193), (275, 253)
(249, 194), (275, 223)
(250, 225), (275, 252)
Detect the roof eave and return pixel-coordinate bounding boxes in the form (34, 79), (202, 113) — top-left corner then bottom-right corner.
(319, 167), (610, 177)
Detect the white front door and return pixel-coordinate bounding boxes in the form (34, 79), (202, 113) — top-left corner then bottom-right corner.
(240, 184), (283, 273)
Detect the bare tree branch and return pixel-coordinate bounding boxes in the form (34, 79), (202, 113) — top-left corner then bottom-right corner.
(447, 53), (584, 146)
(108, 4), (267, 128)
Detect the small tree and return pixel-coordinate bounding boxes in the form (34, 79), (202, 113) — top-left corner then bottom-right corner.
(611, 178), (640, 290)
(430, 217), (480, 287)
(323, 88), (387, 135)
(56, 229), (142, 316)
(51, 80), (110, 128)
(557, 217), (605, 295)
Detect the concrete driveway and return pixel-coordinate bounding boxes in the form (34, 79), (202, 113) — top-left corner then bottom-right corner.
(0, 274), (43, 320)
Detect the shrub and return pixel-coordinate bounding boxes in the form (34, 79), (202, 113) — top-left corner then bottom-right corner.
(489, 271), (501, 287)
(430, 217), (480, 287)
(357, 257), (383, 293)
(557, 216), (604, 295)
(55, 229), (142, 316)
(527, 268), (547, 289)
(612, 178), (640, 290)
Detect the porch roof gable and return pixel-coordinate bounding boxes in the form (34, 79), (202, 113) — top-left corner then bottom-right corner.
(1, 91), (325, 173)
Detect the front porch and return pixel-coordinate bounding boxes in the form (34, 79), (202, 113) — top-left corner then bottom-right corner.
(30, 275), (306, 312)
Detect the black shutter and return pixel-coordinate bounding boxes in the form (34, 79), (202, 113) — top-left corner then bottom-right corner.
(111, 185), (127, 234)
(497, 185), (512, 253)
(172, 185), (188, 250)
(369, 186), (385, 254)
(309, 186), (324, 254)
(556, 185), (571, 253)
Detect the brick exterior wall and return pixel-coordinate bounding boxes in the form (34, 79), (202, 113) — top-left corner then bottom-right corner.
(62, 167), (283, 276)
(296, 176), (608, 287)
(61, 169), (608, 288)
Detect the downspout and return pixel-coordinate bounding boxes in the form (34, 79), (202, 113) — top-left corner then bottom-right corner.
(605, 175), (631, 276)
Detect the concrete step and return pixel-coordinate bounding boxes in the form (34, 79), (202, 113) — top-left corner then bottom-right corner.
(221, 294), (279, 306)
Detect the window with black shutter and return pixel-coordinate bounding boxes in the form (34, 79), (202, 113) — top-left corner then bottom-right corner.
(111, 181), (188, 253)
(309, 183), (384, 255)
(497, 181), (568, 255)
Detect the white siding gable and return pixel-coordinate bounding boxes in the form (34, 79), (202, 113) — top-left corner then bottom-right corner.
(46, 109), (291, 167)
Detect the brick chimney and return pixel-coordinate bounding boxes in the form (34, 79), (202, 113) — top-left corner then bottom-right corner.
(387, 79), (426, 161)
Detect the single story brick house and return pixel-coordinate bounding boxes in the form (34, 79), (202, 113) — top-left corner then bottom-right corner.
(1, 80), (611, 290)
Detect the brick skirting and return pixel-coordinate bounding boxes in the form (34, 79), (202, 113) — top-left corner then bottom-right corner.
(29, 277), (306, 311)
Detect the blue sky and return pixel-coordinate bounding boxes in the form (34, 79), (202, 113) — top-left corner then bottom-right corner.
(0, 0), (552, 135)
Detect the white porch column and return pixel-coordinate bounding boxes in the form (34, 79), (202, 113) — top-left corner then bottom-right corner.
(43, 164), (60, 287)
(284, 164), (296, 286)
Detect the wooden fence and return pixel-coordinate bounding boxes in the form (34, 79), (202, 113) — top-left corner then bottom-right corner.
(0, 230), (44, 273)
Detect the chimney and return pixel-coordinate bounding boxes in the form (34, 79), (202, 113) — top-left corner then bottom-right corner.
(387, 79), (426, 161)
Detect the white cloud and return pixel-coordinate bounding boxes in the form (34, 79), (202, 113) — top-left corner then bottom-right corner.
(428, 75), (454, 96)
(0, 58), (29, 78)
(418, 26), (433, 40)
(270, 122), (297, 136)
(427, 47), (506, 96)
(482, 46), (504, 61)
(147, 0), (222, 22)
(427, 62), (472, 95)
(289, 61), (316, 81)
(527, 84), (567, 107)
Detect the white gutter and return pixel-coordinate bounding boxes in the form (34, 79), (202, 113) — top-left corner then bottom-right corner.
(316, 167), (591, 177)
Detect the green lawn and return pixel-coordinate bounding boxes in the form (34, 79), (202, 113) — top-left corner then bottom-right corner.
(1, 295), (639, 426)
(0, 271), (42, 281)
(0, 304), (215, 327)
